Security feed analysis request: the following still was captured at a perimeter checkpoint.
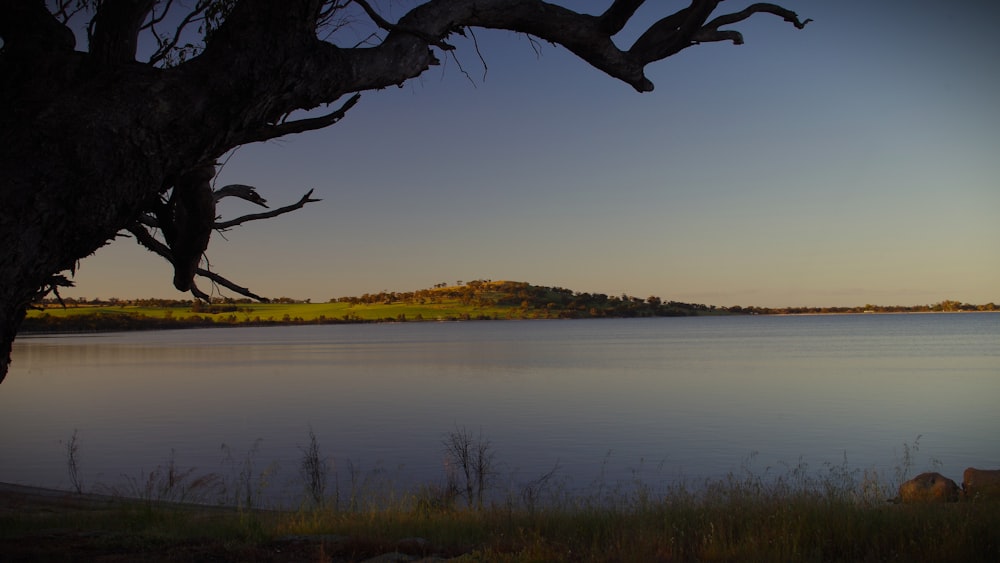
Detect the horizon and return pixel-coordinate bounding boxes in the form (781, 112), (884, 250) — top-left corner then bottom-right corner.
(41, 279), (997, 311)
(55, 1), (1000, 309)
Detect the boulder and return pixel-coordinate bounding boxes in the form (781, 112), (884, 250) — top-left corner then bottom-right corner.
(962, 467), (1000, 501)
(897, 472), (960, 503)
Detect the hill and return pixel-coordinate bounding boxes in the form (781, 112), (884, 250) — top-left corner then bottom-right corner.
(23, 280), (714, 332)
(24, 280), (997, 333)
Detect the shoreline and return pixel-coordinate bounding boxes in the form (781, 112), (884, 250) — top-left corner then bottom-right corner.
(20, 309), (1000, 337)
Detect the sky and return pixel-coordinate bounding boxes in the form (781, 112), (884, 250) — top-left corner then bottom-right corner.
(60, 1), (1000, 308)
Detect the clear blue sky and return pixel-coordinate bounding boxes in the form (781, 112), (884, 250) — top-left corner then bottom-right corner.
(63, 1), (1000, 308)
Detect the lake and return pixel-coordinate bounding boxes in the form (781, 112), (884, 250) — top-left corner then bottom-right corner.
(1, 313), (998, 505)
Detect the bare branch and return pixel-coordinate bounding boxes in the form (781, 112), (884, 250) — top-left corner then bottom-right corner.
(704, 3), (812, 32)
(598, 0), (647, 35)
(317, 1), (355, 41)
(692, 29), (744, 45)
(351, 0), (395, 33)
(234, 93), (361, 145)
(628, 1), (719, 64)
(188, 280), (212, 302)
(468, 27), (488, 83)
(35, 274), (74, 309)
(140, 0), (174, 30)
(192, 267), (269, 302)
(319, 1), (349, 22)
(214, 190), (321, 231)
(146, 0), (211, 66)
(694, 3), (810, 47)
(137, 184), (292, 231)
(351, 0), (455, 50)
(214, 184), (268, 207)
(361, 1), (647, 91)
(367, 0), (808, 92)
(126, 223), (173, 262)
(126, 223), (268, 302)
(50, 0), (91, 25)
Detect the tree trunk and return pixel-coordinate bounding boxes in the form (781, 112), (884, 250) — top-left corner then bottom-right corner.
(0, 53), (202, 383)
(0, 68), (171, 382)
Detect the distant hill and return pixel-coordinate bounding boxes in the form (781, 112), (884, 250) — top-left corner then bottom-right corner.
(24, 280), (714, 333)
(329, 279), (715, 317)
(24, 280), (997, 333)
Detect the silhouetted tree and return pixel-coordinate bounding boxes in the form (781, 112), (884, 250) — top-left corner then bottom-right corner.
(0, 0), (808, 382)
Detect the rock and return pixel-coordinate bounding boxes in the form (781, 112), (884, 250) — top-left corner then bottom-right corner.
(897, 472), (960, 503)
(962, 467), (1000, 501)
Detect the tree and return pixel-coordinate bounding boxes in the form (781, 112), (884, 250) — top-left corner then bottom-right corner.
(0, 1), (809, 382)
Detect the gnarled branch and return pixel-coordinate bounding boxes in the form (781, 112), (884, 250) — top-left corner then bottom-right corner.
(146, 0), (212, 66)
(357, 0), (808, 94)
(351, 0), (456, 50)
(128, 182), (316, 301)
(214, 189), (320, 230)
(190, 268), (268, 302)
(235, 93), (361, 145)
(695, 3), (811, 46)
(214, 184), (268, 207)
(705, 3), (812, 32)
(598, 0), (647, 35)
(126, 223), (268, 302)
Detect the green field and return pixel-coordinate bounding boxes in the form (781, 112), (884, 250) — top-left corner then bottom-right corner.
(23, 301), (513, 333)
(29, 300), (507, 323)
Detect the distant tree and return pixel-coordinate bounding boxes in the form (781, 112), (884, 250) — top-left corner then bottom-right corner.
(0, 0), (808, 382)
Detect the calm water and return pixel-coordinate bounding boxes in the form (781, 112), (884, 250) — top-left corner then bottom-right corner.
(1, 314), (997, 504)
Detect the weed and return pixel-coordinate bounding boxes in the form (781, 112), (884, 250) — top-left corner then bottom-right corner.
(298, 427), (328, 508)
(220, 439), (278, 511)
(894, 433), (924, 487)
(519, 461), (562, 515)
(102, 450), (224, 505)
(331, 458), (408, 512)
(442, 425), (496, 509)
(63, 428), (83, 493)
(412, 481), (460, 515)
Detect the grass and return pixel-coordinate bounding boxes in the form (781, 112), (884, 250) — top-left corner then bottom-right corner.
(5, 472), (996, 561)
(2, 434), (997, 561)
(26, 300), (512, 325)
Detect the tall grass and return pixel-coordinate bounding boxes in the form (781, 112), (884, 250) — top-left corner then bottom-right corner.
(98, 449), (224, 506)
(62, 428), (84, 493)
(9, 429), (994, 562)
(298, 426), (328, 508)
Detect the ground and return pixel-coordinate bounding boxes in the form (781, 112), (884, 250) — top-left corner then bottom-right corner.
(0, 483), (457, 562)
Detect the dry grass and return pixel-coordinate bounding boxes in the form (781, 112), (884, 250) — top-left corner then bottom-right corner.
(3, 433), (996, 561)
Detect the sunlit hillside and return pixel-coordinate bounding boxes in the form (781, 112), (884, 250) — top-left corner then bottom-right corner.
(25, 280), (995, 333)
(24, 280), (714, 332)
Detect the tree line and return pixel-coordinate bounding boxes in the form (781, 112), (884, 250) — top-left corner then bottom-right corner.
(728, 300), (998, 315)
(33, 283), (997, 317)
